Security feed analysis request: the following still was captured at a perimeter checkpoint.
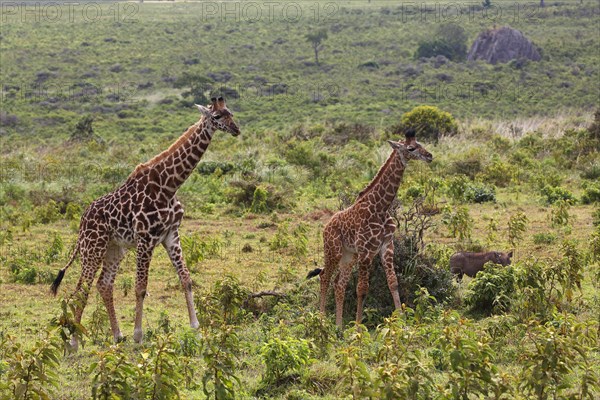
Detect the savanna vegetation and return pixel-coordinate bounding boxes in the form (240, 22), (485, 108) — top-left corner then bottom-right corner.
(0, 0), (599, 399)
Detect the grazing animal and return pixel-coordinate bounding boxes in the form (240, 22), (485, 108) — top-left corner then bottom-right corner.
(50, 97), (240, 349)
(307, 130), (433, 328)
(449, 251), (513, 280)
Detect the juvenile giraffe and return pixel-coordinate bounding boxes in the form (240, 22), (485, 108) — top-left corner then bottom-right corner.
(307, 130), (432, 328)
(51, 97), (240, 349)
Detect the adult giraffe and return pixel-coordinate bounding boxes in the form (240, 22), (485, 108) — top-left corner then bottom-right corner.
(307, 129), (432, 328)
(51, 97), (240, 349)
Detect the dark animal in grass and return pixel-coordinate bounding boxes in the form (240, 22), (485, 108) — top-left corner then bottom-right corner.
(449, 251), (513, 280)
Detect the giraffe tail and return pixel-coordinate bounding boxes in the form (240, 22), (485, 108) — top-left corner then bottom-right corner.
(306, 268), (322, 279)
(50, 239), (80, 296)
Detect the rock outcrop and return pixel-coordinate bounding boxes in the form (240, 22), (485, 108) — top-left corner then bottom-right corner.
(467, 26), (541, 64)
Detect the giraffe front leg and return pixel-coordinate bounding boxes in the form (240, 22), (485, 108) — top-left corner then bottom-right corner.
(97, 243), (126, 343)
(163, 230), (199, 330)
(133, 243), (154, 344)
(380, 239), (401, 310)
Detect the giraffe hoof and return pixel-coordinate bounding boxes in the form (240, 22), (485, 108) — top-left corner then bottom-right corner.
(133, 329), (144, 343)
(70, 337), (79, 352)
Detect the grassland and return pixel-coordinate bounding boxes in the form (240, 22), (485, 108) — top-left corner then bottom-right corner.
(1, 0), (599, 399)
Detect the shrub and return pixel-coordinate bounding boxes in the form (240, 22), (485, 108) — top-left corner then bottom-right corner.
(533, 232), (557, 245)
(442, 205), (473, 241)
(399, 105), (458, 142)
(541, 185), (576, 205)
(480, 157), (515, 187)
(549, 199), (573, 229)
(581, 181), (600, 204)
(90, 344), (134, 399)
(2, 332), (61, 400)
(449, 149), (483, 178)
(446, 176), (496, 203)
(196, 161), (235, 175)
(415, 23), (468, 61)
(519, 315), (599, 399)
(34, 200), (62, 224)
(260, 334), (311, 384)
(334, 236), (457, 327)
(283, 139), (334, 178)
(464, 264), (516, 314)
(227, 179), (289, 213)
(322, 122), (374, 145)
(580, 162), (600, 180)
(508, 211), (528, 249)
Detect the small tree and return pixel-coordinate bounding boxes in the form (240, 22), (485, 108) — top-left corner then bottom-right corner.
(305, 28), (328, 66)
(173, 72), (213, 106)
(70, 115), (103, 143)
(415, 23), (468, 61)
(399, 105), (458, 142)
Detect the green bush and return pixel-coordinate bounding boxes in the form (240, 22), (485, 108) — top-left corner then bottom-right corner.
(442, 205), (473, 241)
(34, 200), (62, 224)
(464, 264), (516, 314)
(226, 179), (289, 213)
(446, 176), (496, 203)
(260, 334), (311, 384)
(581, 181), (600, 204)
(533, 232), (557, 245)
(449, 149), (483, 178)
(399, 105), (458, 142)
(580, 162), (600, 180)
(415, 23), (468, 61)
(541, 185), (576, 205)
(335, 236), (457, 327)
(479, 157), (516, 187)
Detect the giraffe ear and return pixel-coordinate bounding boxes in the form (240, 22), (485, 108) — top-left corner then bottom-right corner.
(195, 104), (212, 117)
(387, 140), (405, 151)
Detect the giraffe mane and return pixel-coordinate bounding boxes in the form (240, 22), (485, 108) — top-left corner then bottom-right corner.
(129, 117), (206, 177)
(355, 149), (397, 201)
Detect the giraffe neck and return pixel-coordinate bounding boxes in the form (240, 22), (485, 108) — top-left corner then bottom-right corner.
(132, 117), (216, 194)
(358, 150), (406, 213)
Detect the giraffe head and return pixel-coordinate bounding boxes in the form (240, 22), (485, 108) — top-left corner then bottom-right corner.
(387, 129), (432, 164)
(195, 97), (240, 136)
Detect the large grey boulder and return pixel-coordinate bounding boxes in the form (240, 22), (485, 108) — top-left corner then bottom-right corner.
(467, 26), (541, 64)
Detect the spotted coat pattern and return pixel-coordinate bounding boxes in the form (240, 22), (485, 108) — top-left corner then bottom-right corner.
(51, 98), (240, 348)
(318, 132), (433, 328)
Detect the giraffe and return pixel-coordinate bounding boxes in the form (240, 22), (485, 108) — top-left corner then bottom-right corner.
(50, 97), (240, 349)
(307, 129), (432, 328)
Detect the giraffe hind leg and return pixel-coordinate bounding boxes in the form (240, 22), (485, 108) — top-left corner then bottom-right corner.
(319, 234), (344, 318)
(96, 242), (127, 343)
(70, 236), (108, 350)
(355, 253), (375, 326)
(333, 250), (357, 329)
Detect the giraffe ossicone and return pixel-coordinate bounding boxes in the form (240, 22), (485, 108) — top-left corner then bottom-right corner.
(50, 97), (240, 349)
(308, 128), (433, 328)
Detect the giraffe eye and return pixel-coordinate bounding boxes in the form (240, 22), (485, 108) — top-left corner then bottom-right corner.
(407, 146), (416, 152)
(213, 114), (222, 120)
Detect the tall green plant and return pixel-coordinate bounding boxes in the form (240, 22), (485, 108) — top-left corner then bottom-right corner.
(508, 211), (528, 249)
(2, 333), (61, 400)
